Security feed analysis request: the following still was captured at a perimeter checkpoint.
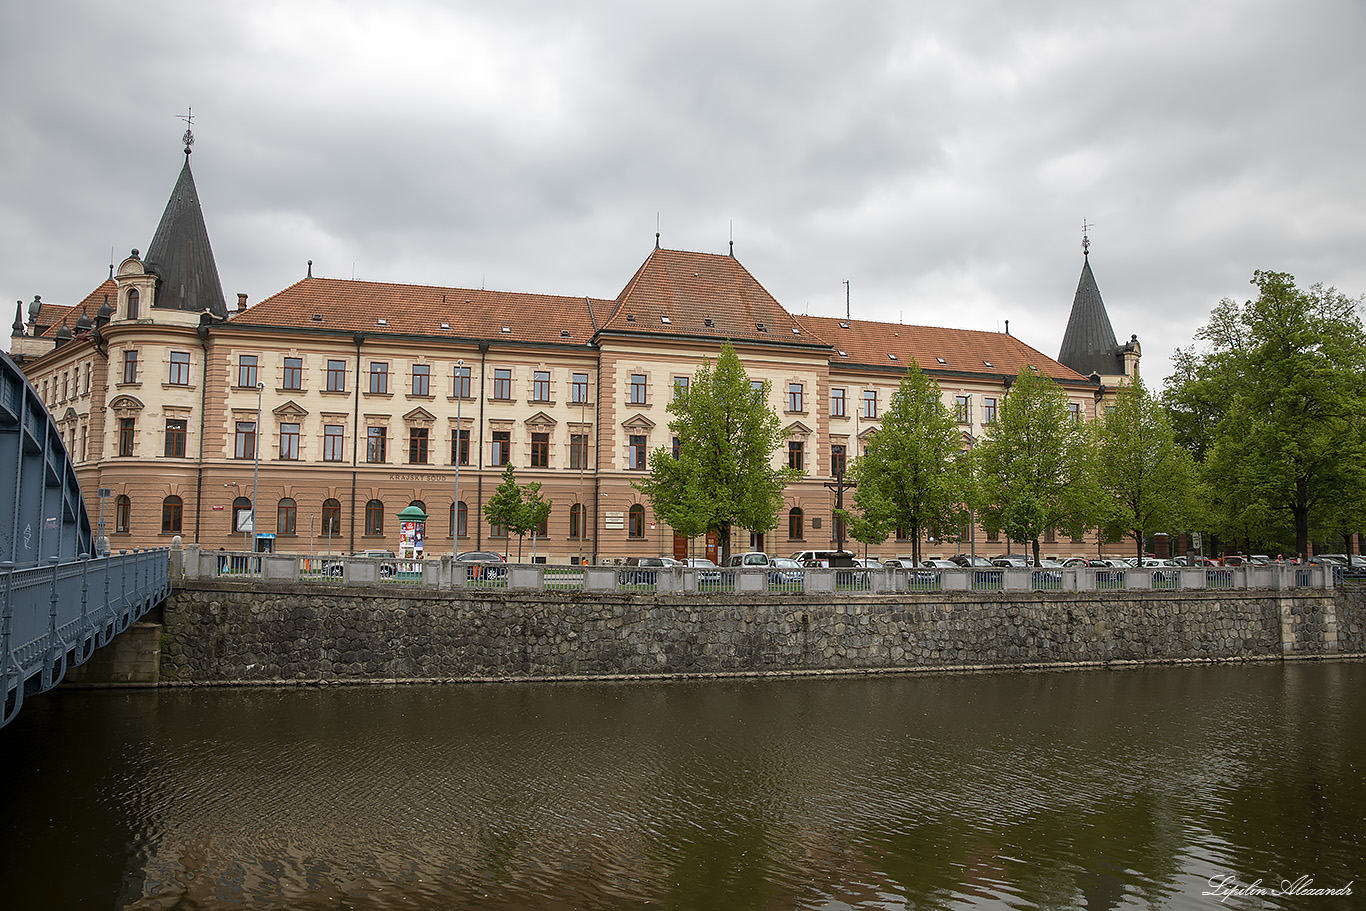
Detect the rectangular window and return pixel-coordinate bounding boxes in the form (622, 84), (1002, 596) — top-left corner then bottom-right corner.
(532, 371), (550, 402)
(986, 529), (1000, 543)
(955, 395), (971, 424)
(788, 440), (804, 472)
(493, 368), (512, 400)
(490, 519), (507, 538)
(234, 421), (257, 459)
(369, 362), (388, 394)
(862, 389), (878, 419)
(453, 365), (471, 398)
(983, 397), (997, 424)
(452, 428), (470, 466)
(280, 423), (300, 460)
(367, 427), (387, 463)
(283, 357), (303, 391)
(788, 383), (803, 412)
(569, 433), (588, 469)
(673, 376), (689, 400)
(408, 427), (429, 464)
(1045, 526), (1057, 543)
(169, 351), (191, 385)
(630, 374), (648, 405)
(831, 444), (846, 477)
(531, 432), (550, 467)
(1068, 402), (1083, 423)
(672, 436), (681, 460)
(750, 380), (764, 400)
(628, 434), (647, 470)
(238, 355), (258, 389)
(84, 363), (91, 394)
(118, 418), (135, 456)
(323, 425), (344, 462)
(831, 387), (845, 417)
(571, 373), (589, 403)
(492, 430), (510, 466)
(412, 364), (430, 396)
(327, 359), (347, 392)
(164, 419), (186, 458)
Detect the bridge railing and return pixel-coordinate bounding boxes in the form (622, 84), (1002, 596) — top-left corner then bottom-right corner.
(2, 548), (171, 727)
(180, 548), (1334, 595)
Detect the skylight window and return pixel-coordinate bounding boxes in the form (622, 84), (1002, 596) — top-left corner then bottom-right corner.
(626, 313), (636, 322)
(936, 357), (946, 364)
(838, 321), (849, 329)
(889, 353), (897, 360)
(838, 350), (848, 357)
(704, 318), (715, 327)
(376, 318), (387, 326)
(440, 322), (450, 330)
(501, 326), (511, 333)
(661, 316), (671, 324)
(983, 360), (993, 367)
(755, 321), (767, 332)
(560, 330), (571, 337)
(792, 327), (801, 334)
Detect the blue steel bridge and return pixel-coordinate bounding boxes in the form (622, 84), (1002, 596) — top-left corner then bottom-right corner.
(0, 350), (170, 728)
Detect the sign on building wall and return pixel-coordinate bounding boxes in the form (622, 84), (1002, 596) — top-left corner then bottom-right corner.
(604, 511), (624, 530)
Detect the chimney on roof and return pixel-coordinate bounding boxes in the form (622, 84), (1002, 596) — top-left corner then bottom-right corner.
(237, 293), (248, 313)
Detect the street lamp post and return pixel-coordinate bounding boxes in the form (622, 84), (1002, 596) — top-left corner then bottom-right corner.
(454, 359), (463, 556)
(251, 382), (263, 554)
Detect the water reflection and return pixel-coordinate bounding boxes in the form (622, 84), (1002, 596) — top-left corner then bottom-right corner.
(0, 662), (1361, 909)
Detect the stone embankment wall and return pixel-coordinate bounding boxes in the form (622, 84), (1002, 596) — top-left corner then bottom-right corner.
(157, 582), (1355, 684)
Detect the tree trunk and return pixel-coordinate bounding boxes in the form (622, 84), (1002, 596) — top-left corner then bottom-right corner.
(1032, 537), (1040, 566)
(1135, 533), (1144, 567)
(911, 523), (921, 565)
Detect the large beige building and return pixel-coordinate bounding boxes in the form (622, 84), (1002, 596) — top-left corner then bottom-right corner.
(11, 146), (1136, 564)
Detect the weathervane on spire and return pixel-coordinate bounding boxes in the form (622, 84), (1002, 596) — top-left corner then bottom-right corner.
(176, 107), (195, 155)
(1081, 218), (1094, 256)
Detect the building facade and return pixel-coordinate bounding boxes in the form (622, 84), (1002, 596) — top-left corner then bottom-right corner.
(11, 147), (1135, 564)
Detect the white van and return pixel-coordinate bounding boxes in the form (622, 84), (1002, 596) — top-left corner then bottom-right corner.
(790, 550), (842, 567)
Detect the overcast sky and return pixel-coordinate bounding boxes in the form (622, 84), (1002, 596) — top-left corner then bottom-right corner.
(3, 0), (1363, 386)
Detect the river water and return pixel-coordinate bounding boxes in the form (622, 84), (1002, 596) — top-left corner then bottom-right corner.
(1, 662), (1361, 910)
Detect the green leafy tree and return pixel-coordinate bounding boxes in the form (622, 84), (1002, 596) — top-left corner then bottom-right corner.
(484, 464), (530, 560)
(1094, 377), (1198, 565)
(520, 481), (553, 562)
(839, 362), (970, 564)
(635, 342), (797, 564)
(1168, 271), (1366, 558)
(974, 367), (1095, 565)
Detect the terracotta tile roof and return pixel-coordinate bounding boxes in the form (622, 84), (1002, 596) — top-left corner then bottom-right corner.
(28, 280), (116, 338)
(599, 248), (831, 349)
(797, 314), (1090, 386)
(236, 277), (607, 345)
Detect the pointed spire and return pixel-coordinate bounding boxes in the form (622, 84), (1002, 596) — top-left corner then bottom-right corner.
(655, 231), (660, 250)
(144, 148), (228, 318)
(12, 301), (25, 337)
(1058, 251), (1123, 378)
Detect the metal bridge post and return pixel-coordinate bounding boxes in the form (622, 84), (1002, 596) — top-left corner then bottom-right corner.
(43, 556), (61, 690)
(79, 552), (91, 662)
(0, 562), (16, 722)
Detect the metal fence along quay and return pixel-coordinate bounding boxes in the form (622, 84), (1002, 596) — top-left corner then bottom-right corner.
(180, 546), (1334, 595)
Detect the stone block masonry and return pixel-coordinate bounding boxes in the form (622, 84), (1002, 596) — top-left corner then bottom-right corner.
(157, 582), (1352, 685)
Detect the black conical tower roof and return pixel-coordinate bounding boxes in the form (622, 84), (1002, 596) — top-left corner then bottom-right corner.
(144, 156), (228, 318)
(1057, 255), (1123, 378)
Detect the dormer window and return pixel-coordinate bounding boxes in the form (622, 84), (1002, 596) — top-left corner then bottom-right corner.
(126, 289), (139, 320)
(755, 321), (766, 332)
(626, 313), (636, 322)
(704, 318), (715, 328)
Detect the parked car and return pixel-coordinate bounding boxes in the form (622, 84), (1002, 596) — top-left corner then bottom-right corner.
(950, 554), (993, 567)
(351, 549), (398, 578)
(768, 557), (806, 585)
(683, 557), (718, 568)
(990, 554), (1030, 567)
(726, 552), (772, 567)
(624, 556), (682, 568)
(1036, 558), (1065, 568)
(921, 559), (959, 569)
(881, 557), (917, 568)
(456, 550), (507, 580)
(853, 558), (882, 569)
(790, 550), (842, 567)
